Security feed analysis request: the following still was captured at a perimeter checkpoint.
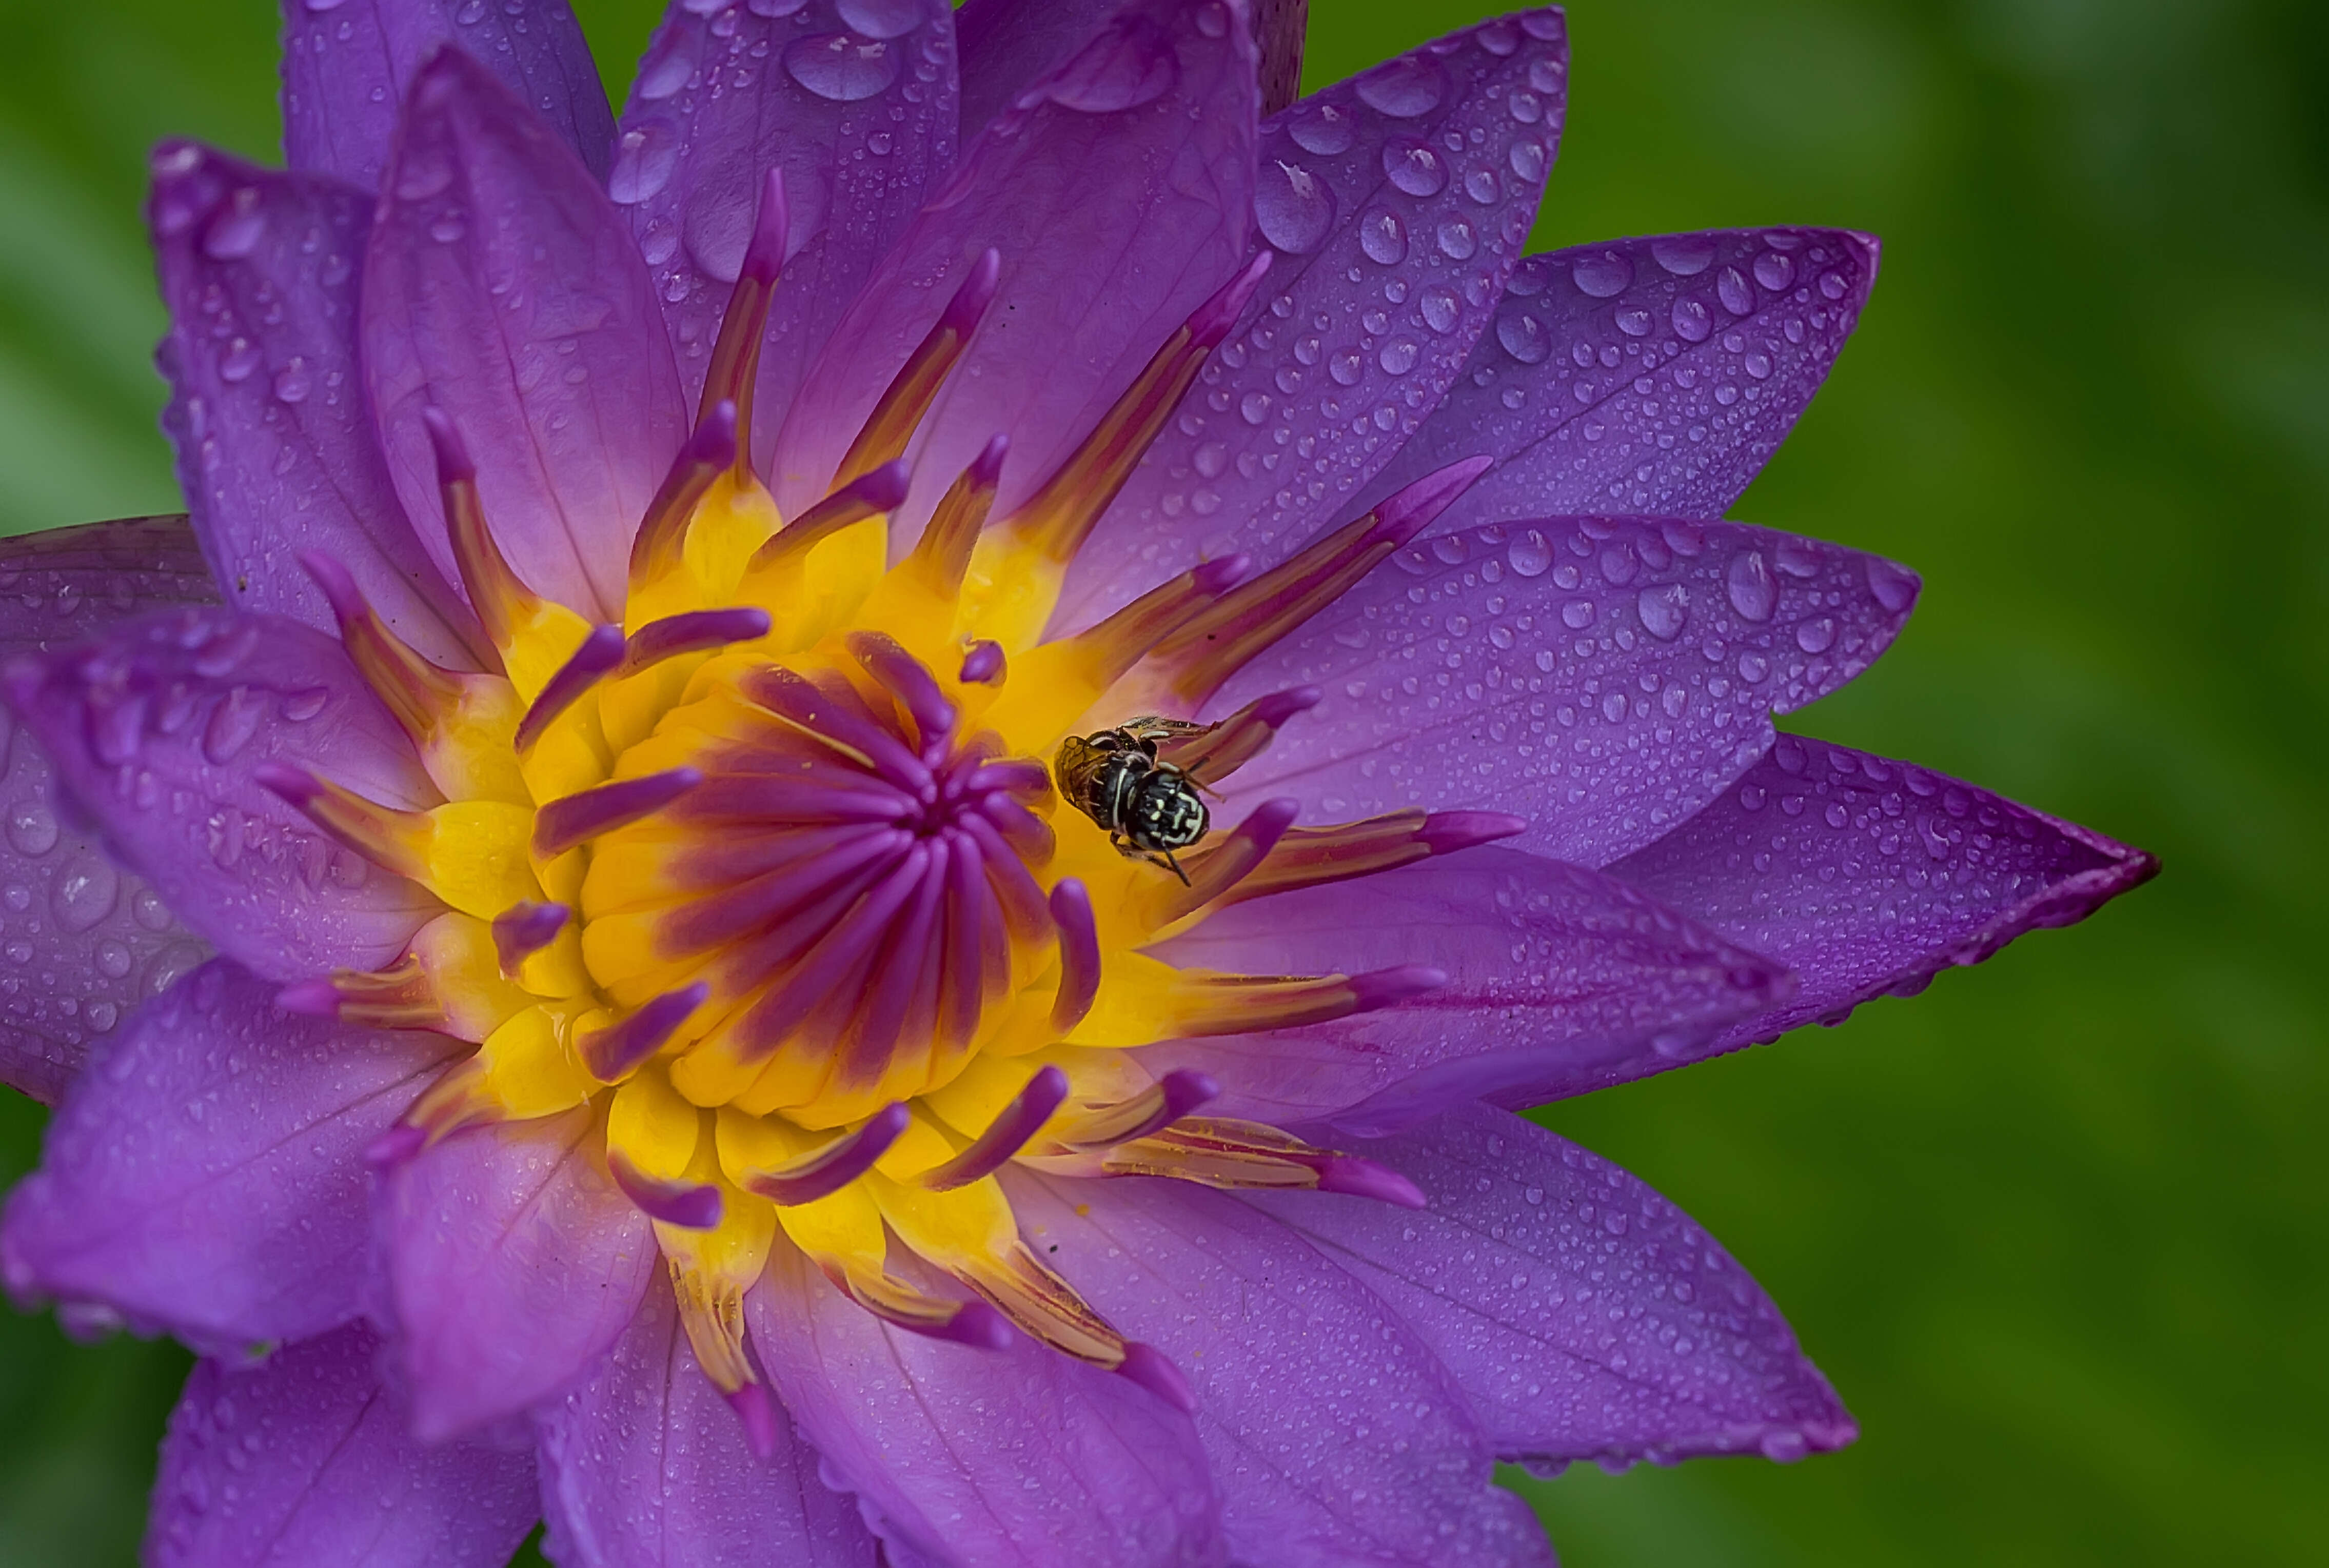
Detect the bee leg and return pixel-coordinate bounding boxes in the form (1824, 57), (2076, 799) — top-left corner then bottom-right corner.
(1159, 848), (1191, 887)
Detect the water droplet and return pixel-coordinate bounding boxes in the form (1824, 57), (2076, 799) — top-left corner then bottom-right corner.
(1353, 54), (1447, 118)
(1508, 140), (1547, 183)
(1495, 309), (1548, 364)
(202, 191), (266, 261)
(1726, 551), (1775, 622)
(1507, 530), (1552, 577)
(1255, 159), (1335, 255)
(1377, 338), (1418, 375)
(1358, 208), (1407, 265)
(216, 339), (262, 384)
(635, 26), (701, 100)
(1436, 217), (1477, 260)
(608, 121), (680, 205)
(271, 361), (312, 404)
(5, 800), (58, 857)
(1464, 168), (1499, 204)
(836, 0), (922, 38)
(1287, 102), (1355, 155)
(1383, 140), (1446, 197)
(1670, 297), (1711, 343)
(1795, 617), (1837, 653)
(1614, 307), (1651, 338)
(1571, 250), (1632, 298)
(1560, 599), (1594, 629)
(1753, 250), (1795, 291)
(1418, 287), (1458, 333)
(1866, 557), (1918, 612)
(1651, 234), (1716, 276)
(1716, 266), (1753, 315)
(52, 852), (119, 935)
(784, 33), (899, 103)
(203, 686), (267, 763)
(1636, 584), (1688, 640)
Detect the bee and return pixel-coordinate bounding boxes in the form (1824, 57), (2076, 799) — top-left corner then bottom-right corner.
(1053, 716), (1214, 882)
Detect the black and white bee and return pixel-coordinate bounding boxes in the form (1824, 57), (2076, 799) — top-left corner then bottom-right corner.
(1052, 716), (1213, 882)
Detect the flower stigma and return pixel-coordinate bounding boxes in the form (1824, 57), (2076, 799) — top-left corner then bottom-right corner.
(262, 169), (1517, 1439)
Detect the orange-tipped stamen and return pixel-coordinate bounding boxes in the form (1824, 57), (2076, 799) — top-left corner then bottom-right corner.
(255, 762), (429, 880)
(696, 165), (788, 473)
(422, 406), (540, 649)
(1001, 252), (1272, 564)
(1142, 456), (1494, 705)
(834, 249), (1000, 488)
(905, 433), (1008, 597)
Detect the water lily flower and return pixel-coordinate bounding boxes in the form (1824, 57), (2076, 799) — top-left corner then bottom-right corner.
(0, 2), (2155, 1564)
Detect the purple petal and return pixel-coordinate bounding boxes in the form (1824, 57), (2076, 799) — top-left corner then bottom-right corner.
(1611, 731), (2158, 1047)
(953, 0), (1116, 137)
(1207, 515), (1921, 868)
(747, 1243), (1222, 1567)
(365, 48), (688, 621)
(148, 1321), (537, 1568)
(0, 518), (214, 1103)
(380, 1108), (658, 1440)
(150, 142), (484, 669)
(281, 0), (615, 193)
(537, 1281), (877, 1568)
(2, 960), (461, 1355)
(1359, 228), (1882, 531)
(1058, 9), (1572, 629)
(770, 0), (1257, 526)
(1141, 847), (1789, 1134)
(2, 608), (442, 980)
(1249, 1103), (1857, 1470)
(617, 0), (959, 446)
(1005, 1171), (1556, 1568)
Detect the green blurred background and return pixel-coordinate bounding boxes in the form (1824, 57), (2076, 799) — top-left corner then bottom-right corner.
(1, 0), (2321, 1562)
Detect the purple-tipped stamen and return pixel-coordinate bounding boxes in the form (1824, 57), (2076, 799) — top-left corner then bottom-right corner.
(921, 1065), (1071, 1191)
(1048, 881), (1101, 1033)
(533, 767), (703, 859)
(607, 1149), (726, 1230)
(741, 1102), (910, 1206)
(1348, 965), (1449, 1013)
(579, 981), (709, 1082)
(1315, 1157), (1429, 1210)
(491, 900), (570, 977)
(749, 459), (911, 571)
(1159, 797), (1299, 920)
(725, 1382), (782, 1462)
(631, 400), (740, 585)
(1062, 1070), (1219, 1151)
(615, 606), (772, 679)
(1115, 1341), (1199, 1413)
(958, 640), (1006, 685)
(1416, 810), (1530, 856)
(514, 624), (625, 752)
(850, 632), (958, 759)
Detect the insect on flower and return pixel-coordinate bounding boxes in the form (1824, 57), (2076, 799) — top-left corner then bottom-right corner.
(0, 2), (2155, 1565)
(1054, 716), (1216, 881)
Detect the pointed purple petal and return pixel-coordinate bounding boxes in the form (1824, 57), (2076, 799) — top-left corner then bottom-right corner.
(150, 142), (484, 669)
(1, 608), (442, 980)
(1207, 515), (1920, 868)
(747, 1244), (1222, 1567)
(771, 0), (1258, 526)
(1059, 9), (1571, 628)
(1249, 1104), (1858, 1470)
(0, 518), (214, 1103)
(1361, 227), (1882, 531)
(1141, 847), (1790, 1133)
(380, 1108), (657, 1440)
(537, 1283), (878, 1568)
(148, 1322), (537, 1568)
(365, 49), (688, 621)
(616, 0), (959, 443)
(1005, 1172), (1556, 1568)
(2, 960), (461, 1354)
(1612, 732), (2158, 1047)
(281, 0), (614, 192)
